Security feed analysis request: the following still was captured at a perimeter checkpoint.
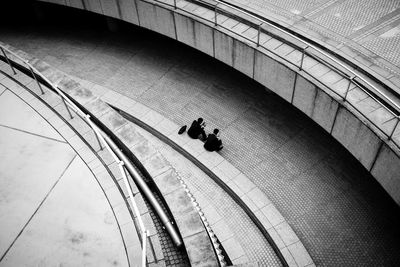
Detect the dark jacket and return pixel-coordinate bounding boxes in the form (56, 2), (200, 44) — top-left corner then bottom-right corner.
(204, 134), (222, 151)
(187, 120), (205, 139)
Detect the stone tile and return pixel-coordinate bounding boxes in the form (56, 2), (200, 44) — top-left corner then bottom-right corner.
(261, 204), (285, 227)
(202, 205), (223, 226)
(184, 231), (219, 266)
(197, 150), (224, 169)
(280, 247), (298, 267)
(141, 212), (157, 236)
(164, 189), (204, 238)
(88, 158), (104, 172)
(241, 194), (258, 212)
(142, 110), (164, 127)
(167, 131), (191, 147)
(134, 194), (148, 216)
(144, 153), (171, 177)
(113, 202), (132, 226)
(221, 237), (245, 261)
(232, 173), (256, 194)
(127, 243), (142, 266)
(182, 139), (205, 157)
(153, 168), (181, 195)
(118, 178), (129, 198)
(130, 140), (158, 161)
(275, 221), (299, 247)
(215, 159), (241, 178)
(287, 241), (313, 267)
(85, 98), (111, 117)
(67, 134), (86, 151)
(254, 209), (273, 230)
(267, 227), (285, 250)
(148, 234), (164, 262)
(120, 221), (140, 248)
(226, 180), (245, 197)
(77, 146), (96, 163)
(232, 255), (250, 265)
(210, 165), (232, 184)
(117, 95), (137, 110)
(95, 169), (115, 190)
(127, 102), (151, 119)
(105, 185), (125, 207)
(153, 118), (180, 136)
(99, 109), (127, 131)
(115, 123), (146, 149)
(211, 220), (234, 242)
(247, 187), (271, 209)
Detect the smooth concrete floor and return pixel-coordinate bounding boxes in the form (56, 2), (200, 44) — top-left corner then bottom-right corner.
(1, 14), (400, 266)
(0, 87), (130, 266)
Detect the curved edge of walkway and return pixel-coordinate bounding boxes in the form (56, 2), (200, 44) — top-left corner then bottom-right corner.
(33, 0), (400, 207)
(1, 44), (313, 267)
(0, 65), (160, 266)
(105, 88), (315, 267)
(0, 50), (219, 266)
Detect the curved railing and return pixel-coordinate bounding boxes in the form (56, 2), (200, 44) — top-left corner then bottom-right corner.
(152, 0), (400, 148)
(0, 44), (187, 267)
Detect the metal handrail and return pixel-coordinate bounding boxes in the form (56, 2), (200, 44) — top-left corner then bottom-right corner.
(174, 0), (400, 113)
(159, 0), (400, 144)
(0, 44), (179, 267)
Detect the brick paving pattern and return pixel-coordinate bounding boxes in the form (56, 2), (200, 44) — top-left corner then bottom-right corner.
(134, 125), (282, 266)
(1, 12), (400, 266)
(231, 0), (400, 78)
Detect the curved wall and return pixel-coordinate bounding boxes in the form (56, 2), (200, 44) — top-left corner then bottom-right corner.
(37, 0), (400, 205)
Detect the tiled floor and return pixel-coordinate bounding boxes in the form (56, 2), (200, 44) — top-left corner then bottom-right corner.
(0, 82), (130, 266)
(232, 0), (400, 79)
(1, 15), (400, 266)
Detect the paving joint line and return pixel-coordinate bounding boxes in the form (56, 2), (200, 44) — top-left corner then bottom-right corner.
(0, 124), (68, 144)
(0, 155), (77, 262)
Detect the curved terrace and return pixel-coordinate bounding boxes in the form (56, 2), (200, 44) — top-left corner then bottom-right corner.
(1, 0), (400, 266)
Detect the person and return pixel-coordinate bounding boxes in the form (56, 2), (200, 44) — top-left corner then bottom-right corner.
(204, 129), (223, 152)
(187, 118), (207, 140)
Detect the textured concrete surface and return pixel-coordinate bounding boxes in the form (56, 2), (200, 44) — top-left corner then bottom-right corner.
(0, 87), (129, 266)
(229, 0), (400, 89)
(1, 14), (400, 266)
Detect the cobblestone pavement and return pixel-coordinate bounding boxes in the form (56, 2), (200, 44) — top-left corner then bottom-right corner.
(1, 18), (400, 266)
(231, 0), (400, 85)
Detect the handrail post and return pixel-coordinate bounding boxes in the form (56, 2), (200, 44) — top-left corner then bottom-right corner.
(299, 46), (308, 71)
(388, 117), (400, 141)
(142, 230), (148, 267)
(344, 76), (354, 101)
(60, 96), (74, 119)
(214, 4), (218, 26)
(85, 115), (103, 150)
(28, 66), (45, 95)
(1, 47), (16, 75)
(173, 0), (177, 9)
(256, 24), (261, 47)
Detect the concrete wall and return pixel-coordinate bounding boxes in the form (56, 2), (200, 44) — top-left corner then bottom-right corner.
(372, 144), (400, 204)
(293, 75), (339, 133)
(331, 106), (383, 170)
(37, 0), (400, 205)
(254, 51), (296, 102)
(137, 1), (175, 39)
(175, 14), (214, 57)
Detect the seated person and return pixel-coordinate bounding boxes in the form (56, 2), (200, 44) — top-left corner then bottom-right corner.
(204, 129), (223, 152)
(187, 117), (207, 140)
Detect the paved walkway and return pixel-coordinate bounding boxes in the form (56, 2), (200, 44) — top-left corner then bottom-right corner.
(230, 0), (400, 90)
(1, 13), (400, 266)
(0, 78), (132, 266)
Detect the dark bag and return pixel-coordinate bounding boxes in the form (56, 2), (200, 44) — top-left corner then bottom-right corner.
(178, 125), (187, 134)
